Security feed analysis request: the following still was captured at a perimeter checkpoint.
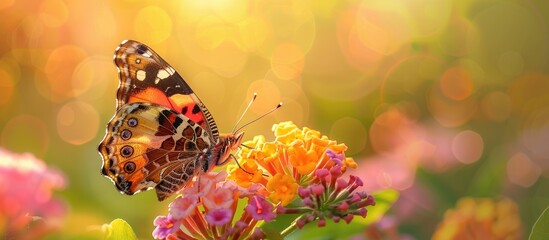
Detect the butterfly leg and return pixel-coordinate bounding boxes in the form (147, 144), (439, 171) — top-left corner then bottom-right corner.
(196, 175), (202, 197)
(240, 144), (255, 150)
(228, 154), (270, 177)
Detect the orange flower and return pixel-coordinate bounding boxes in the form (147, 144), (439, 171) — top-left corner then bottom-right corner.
(288, 142), (318, 175)
(227, 159), (266, 188)
(266, 173), (299, 206)
(432, 197), (523, 240)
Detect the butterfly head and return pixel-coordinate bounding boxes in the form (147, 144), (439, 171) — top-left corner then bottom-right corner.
(215, 131), (245, 166)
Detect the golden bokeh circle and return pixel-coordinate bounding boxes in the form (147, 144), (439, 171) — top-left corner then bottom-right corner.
(134, 6), (173, 44)
(330, 117), (367, 155)
(56, 100), (100, 145)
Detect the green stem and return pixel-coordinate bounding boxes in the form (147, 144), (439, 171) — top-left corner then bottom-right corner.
(280, 220), (298, 238)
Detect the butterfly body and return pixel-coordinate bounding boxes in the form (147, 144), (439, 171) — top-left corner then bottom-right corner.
(99, 40), (243, 201)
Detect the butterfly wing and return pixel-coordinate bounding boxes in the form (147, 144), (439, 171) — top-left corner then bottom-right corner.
(99, 103), (214, 201)
(114, 40), (219, 139)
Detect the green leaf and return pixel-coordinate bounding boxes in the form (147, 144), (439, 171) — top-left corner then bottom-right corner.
(102, 218), (138, 240)
(355, 188), (399, 225)
(260, 211), (298, 238)
(287, 220), (373, 240)
(262, 227), (285, 240)
(530, 206), (549, 240)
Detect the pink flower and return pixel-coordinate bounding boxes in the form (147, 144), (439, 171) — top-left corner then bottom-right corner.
(221, 180), (263, 197)
(202, 187), (234, 210)
(205, 208), (233, 226)
(245, 195), (276, 221)
(152, 215), (179, 239)
(183, 171), (228, 197)
(169, 195), (198, 219)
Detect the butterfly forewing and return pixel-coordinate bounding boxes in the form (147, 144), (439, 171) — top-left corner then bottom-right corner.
(114, 40), (219, 139)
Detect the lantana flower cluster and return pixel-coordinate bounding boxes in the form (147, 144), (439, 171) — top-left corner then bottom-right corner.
(153, 121), (375, 239)
(432, 197), (523, 240)
(227, 121), (359, 205)
(0, 148), (66, 239)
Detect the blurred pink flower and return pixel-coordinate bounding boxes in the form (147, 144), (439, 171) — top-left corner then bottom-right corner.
(351, 107), (467, 192)
(0, 148), (66, 239)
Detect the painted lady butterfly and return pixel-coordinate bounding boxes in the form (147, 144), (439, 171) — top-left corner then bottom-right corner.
(98, 40), (247, 201)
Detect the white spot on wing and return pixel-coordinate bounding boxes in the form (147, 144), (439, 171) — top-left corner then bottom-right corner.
(126, 104), (141, 112)
(136, 70), (146, 81)
(157, 69), (170, 79)
(142, 51), (152, 58)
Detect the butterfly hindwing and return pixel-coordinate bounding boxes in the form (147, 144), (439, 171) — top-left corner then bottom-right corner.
(99, 102), (212, 201)
(114, 40), (219, 139)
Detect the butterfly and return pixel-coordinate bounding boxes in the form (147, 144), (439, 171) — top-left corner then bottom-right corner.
(98, 40), (247, 201)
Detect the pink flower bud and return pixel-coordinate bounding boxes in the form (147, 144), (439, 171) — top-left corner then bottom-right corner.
(315, 169), (330, 180)
(355, 208), (367, 218)
(306, 213), (316, 222)
(366, 195), (376, 205)
(302, 197), (315, 207)
(296, 218), (307, 229)
(335, 178), (347, 192)
(357, 197), (376, 208)
(317, 217), (326, 227)
(337, 201), (349, 212)
(330, 166), (342, 178)
(312, 184), (325, 196)
(235, 220), (247, 229)
(298, 187), (311, 199)
(276, 205), (286, 214)
(343, 214), (354, 224)
(348, 192), (362, 203)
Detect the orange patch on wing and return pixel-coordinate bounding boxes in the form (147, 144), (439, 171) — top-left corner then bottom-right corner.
(129, 87), (171, 108)
(169, 94), (207, 128)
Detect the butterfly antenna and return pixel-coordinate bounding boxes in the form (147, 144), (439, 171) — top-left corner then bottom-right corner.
(232, 93), (257, 134)
(234, 102), (282, 133)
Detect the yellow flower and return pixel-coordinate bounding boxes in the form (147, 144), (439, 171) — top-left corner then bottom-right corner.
(432, 197), (523, 240)
(266, 173), (298, 206)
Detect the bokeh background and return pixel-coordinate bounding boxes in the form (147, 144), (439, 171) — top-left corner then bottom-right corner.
(1, 0), (548, 238)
